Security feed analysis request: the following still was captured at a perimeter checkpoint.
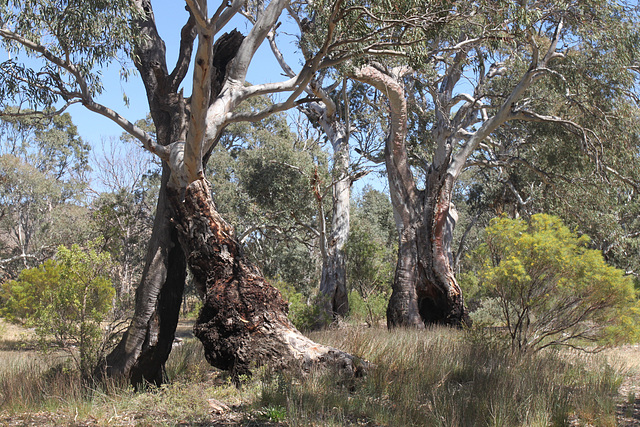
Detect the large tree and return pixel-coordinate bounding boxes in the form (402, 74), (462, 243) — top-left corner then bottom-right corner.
(353, 0), (640, 328)
(2, 0), (430, 383)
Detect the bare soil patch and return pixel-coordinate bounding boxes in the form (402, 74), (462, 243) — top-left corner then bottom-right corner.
(0, 318), (37, 350)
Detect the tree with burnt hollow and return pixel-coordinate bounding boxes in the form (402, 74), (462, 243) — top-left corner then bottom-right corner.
(352, 1), (640, 328)
(1, 0), (438, 383)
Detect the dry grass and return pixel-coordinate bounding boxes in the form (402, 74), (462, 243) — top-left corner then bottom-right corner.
(0, 317), (36, 350)
(0, 319), (632, 426)
(259, 327), (622, 426)
(605, 344), (640, 426)
(605, 344), (640, 375)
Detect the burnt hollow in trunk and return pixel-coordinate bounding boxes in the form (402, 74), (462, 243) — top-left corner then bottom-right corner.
(387, 170), (471, 329)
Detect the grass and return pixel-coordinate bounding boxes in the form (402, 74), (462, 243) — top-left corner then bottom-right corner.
(259, 327), (622, 426)
(0, 321), (628, 426)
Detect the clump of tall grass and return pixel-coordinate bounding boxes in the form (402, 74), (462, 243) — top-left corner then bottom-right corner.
(0, 353), (81, 412)
(165, 338), (211, 383)
(259, 327), (621, 426)
(0, 330), (623, 426)
(0, 338), (257, 425)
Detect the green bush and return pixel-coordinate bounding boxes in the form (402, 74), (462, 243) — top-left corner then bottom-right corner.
(475, 214), (640, 353)
(271, 279), (322, 331)
(345, 194), (395, 326)
(348, 290), (387, 327)
(0, 243), (115, 375)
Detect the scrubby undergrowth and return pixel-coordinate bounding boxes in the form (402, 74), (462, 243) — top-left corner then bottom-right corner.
(0, 324), (629, 426)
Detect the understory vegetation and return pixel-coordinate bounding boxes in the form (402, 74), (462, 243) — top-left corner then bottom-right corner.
(1, 0), (640, 425)
(0, 324), (627, 426)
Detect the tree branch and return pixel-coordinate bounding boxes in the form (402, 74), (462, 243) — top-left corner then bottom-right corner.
(0, 27), (168, 161)
(168, 13), (197, 91)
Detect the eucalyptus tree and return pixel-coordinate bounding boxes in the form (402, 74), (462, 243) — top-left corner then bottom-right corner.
(2, 0), (425, 383)
(268, 21), (354, 321)
(353, 0), (640, 327)
(208, 103), (327, 295)
(267, 1), (457, 323)
(0, 110), (90, 277)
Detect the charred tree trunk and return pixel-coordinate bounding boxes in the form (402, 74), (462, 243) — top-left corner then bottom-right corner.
(353, 65), (470, 329)
(413, 171), (469, 327)
(99, 165), (187, 385)
(387, 162), (469, 328)
(99, 1), (245, 385)
(169, 179), (364, 379)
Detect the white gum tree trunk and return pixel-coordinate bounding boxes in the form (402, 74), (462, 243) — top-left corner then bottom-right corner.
(318, 121), (350, 321)
(353, 65), (470, 328)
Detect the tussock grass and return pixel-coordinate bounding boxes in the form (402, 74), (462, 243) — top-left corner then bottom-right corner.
(0, 327), (624, 426)
(0, 352), (83, 412)
(260, 327), (621, 426)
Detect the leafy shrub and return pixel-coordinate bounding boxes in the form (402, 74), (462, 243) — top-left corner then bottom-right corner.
(0, 243), (115, 375)
(475, 214), (640, 353)
(345, 190), (395, 326)
(271, 279), (322, 331)
(348, 290), (387, 327)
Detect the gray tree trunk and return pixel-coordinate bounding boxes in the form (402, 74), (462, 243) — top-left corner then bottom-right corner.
(353, 66), (470, 329)
(100, 165), (187, 385)
(318, 122), (350, 322)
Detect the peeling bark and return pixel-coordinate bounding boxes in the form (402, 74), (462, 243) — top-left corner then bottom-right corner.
(353, 65), (470, 329)
(415, 172), (469, 327)
(169, 179), (365, 379)
(98, 1), (245, 384)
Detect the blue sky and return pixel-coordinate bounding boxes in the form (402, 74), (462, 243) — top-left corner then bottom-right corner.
(62, 1), (300, 148)
(1, 1), (384, 195)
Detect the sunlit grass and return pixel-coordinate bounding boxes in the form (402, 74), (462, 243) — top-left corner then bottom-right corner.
(0, 325), (626, 426)
(260, 327), (622, 426)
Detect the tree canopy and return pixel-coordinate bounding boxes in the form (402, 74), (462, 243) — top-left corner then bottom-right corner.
(0, 0), (639, 386)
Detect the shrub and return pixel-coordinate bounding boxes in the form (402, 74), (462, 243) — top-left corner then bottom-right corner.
(348, 289), (387, 327)
(475, 214), (640, 353)
(345, 204), (394, 326)
(271, 279), (321, 331)
(0, 243), (115, 376)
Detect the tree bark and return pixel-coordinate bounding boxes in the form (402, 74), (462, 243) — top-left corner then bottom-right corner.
(353, 65), (470, 329)
(99, 165), (187, 385)
(386, 159), (469, 329)
(169, 179), (364, 379)
(99, 1), (245, 385)
(413, 170), (469, 327)
(318, 122), (350, 323)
